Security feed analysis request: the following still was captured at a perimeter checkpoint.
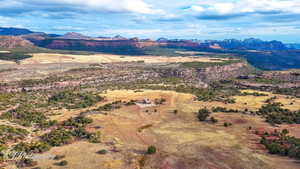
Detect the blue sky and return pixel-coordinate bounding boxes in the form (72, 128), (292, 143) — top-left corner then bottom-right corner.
(0, 0), (300, 42)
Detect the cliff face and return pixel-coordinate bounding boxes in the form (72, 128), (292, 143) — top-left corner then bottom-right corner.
(28, 38), (200, 52)
(262, 71), (300, 82)
(198, 62), (251, 82)
(33, 38), (158, 50)
(157, 62), (252, 87)
(159, 40), (200, 48)
(0, 36), (34, 48)
(205, 38), (287, 50)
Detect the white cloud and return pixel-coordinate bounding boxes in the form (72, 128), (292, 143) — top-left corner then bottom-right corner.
(95, 28), (162, 36)
(189, 5), (205, 13)
(53, 26), (84, 31)
(189, 0), (300, 15)
(1, 0), (163, 15)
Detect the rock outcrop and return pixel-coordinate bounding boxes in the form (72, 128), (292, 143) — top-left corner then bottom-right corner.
(41, 39), (158, 50)
(157, 61), (252, 87)
(59, 32), (92, 40)
(197, 62), (252, 82)
(204, 38), (287, 50)
(0, 36), (34, 48)
(27, 38), (200, 52)
(262, 71), (300, 82)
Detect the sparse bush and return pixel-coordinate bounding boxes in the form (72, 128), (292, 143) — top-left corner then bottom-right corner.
(97, 149), (108, 155)
(212, 107), (239, 113)
(147, 145), (157, 155)
(0, 125), (29, 143)
(241, 92), (268, 96)
(49, 90), (103, 109)
(41, 128), (73, 146)
(13, 142), (51, 153)
(257, 102), (300, 124)
(19, 158), (38, 167)
(1, 104), (48, 127)
(260, 129), (300, 159)
(210, 117), (218, 123)
(224, 122), (232, 127)
(53, 155), (65, 160)
(154, 98), (166, 105)
(55, 160), (68, 166)
(87, 132), (101, 143)
(63, 116), (93, 128)
(197, 108), (211, 121)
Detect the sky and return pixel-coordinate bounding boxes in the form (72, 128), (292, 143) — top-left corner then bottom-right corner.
(0, 0), (300, 42)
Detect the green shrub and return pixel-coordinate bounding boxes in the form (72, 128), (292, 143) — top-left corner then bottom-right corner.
(224, 122), (232, 127)
(13, 141), (51, 153)
(1, 104), (47, 127)
(0, 125), (29, 143)
(97, 149), (108, 155)
(63, 116), (93, 128)
(53, 155), (65, 160)
(181, 60), (241, 69)
(41, 128), (73, 146)
(210, 117), (218, 123)
(257, 103), (300, 124)
(49, 90), (103, 109)
(55, 160), (68, 166)
(197, 108), (211, 121)
(260, 129), (300, 159)
(88, 132), (101, 143)
(20, 158), (38, 167)
(147, 145), (157, 155)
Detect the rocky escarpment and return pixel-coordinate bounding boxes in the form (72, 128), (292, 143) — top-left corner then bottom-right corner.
(0, 61), (253, 92)
(262, 71), (300, 82)
(159, 40), (200, 49)
(197, 62), (253, 82)
(27, 37), (201, 53)
(30, 38), (159, 53)
(234, 70), (300, 93)
(156, 61), (253, 87)
(0, 36), (34, 48)
(204, 38), (287, 50)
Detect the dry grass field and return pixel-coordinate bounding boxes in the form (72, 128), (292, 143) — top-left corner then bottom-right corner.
(20, 53), (232, 64)
(0, 59), (14, 64)
(24, 89), (300, 169)
(0, 51), (236, 82)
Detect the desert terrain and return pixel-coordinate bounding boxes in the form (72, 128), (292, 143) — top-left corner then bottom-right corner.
(0, 51), (300, 169)
(2, 88), (300, 169)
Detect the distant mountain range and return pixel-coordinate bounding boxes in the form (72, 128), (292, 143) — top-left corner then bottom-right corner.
(0, 27), (34, 36)
(0, 26), (300, 70)
(0, 27), (293, 51)
(286, 43), (300, 49)
(204, 38), (288, 50)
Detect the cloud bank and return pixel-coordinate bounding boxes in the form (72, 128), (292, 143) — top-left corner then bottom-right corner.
(0, 0), (299, 42)
(0, 0), (162, 15)
(186, 0), (300, 21)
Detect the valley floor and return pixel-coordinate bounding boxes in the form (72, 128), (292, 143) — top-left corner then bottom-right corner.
(3, 89), (300, 169)
(0, 51), (300, 169)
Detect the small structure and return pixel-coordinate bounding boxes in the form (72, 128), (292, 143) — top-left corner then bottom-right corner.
(135, 98), (156, 108)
